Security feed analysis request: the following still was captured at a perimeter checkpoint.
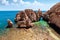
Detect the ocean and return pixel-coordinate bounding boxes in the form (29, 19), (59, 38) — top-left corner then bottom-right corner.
(0, 11), (19, 35)
(0, 11), (19, 30)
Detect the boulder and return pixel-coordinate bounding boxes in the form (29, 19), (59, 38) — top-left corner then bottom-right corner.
(25, 9), (37, 22)
(15, 9), (42, 22)
(14, 9), (43, 28)
(43, 2), (60, 34)
(15, 11), (29, 23)
(6, 19), (13, 28)
(36, 9), (42, 21)
(44, 2), (60, 28)
(17, 18), (33, 29)
(15, 11), (33, 28)
(25, 19), (33, 29)
(49, 12), (60, 28)
(50, 2), (60, 12)
(14, 13), (21, 23)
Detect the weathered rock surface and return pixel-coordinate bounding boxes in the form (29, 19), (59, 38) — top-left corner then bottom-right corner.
(43, 2), (60, 28)
(50, 2), (60, 12)
(15, 11), (33, 28)
(6, 19), (13, 28)
(36, 9), (42, 21)
(14, 9), (42, 28)
(15, 9), (42, 23)
(15, 11), (29, 22)
(25, 9), (37, 22)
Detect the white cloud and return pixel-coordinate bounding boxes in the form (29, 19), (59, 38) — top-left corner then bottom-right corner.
(18, 0), (46, 10)
(19, 0), (45, 6)
(19, 0), (31, 5)
(32, 0), (45, 6)
(1, 0), (9, 5)
(0, 0), (49, 11)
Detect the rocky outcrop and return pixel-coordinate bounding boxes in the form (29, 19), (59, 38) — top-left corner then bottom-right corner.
(49, 12), (60, 28)
(6, 19), (13, 28)
(15, 11), (28, 22)
(25, 9), (37, 22)
(36, 9), (42, 21)
(14, 13), (20, 23)
(43, 2), (60, 34)
(43, 2), (60, 28)
(50, 2), (60, 12)
(14, 9), (42, 28)
(15, 11), (33, 28)
(15, 9), (42, 23)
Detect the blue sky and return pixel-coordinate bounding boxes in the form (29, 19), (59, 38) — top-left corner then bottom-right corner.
(0, 0), (60, 11)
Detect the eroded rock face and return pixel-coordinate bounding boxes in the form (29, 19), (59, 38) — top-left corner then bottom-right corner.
(7, 19), (13, 28)
(15, 11), (30, 22)
(25, 9), (37, 22)
(15, 9), (42, 23)
(50, 2), (60, 12)
(36, 9), (42, 21)
(14, 9), (42, 28)
(15, 13), (21, 23)
(15, 11), (33, 28)
(43, 3), (60, 34)
(44, 3), (60, 28)
(49, 12), (60, 28)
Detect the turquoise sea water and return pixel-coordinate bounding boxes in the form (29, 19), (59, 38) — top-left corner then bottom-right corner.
(0, 11), (19, 35)
(0, 11), (19, 28)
